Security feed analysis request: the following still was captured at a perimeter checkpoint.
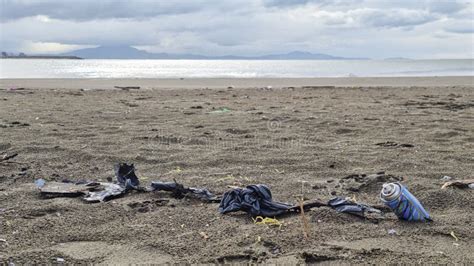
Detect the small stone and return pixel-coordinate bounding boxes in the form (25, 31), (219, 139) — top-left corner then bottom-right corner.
(441, 176), (453, 181)
(388, 229), (397, 235)
(56, 258), (65, 263)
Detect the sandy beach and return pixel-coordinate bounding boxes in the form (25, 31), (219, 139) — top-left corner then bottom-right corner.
(1, 77), (473, 264)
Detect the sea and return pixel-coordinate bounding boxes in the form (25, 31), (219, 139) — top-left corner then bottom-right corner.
(0, 59), (472, 78)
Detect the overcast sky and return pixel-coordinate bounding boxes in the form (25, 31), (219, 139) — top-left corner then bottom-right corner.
(0, 0), (472, 58)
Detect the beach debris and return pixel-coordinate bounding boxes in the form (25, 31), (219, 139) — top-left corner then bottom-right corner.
(441, 179), (474, 189)
(83, 163), (142, 202)
(83, 182), (127, 202)
(115, 163), (140, 189)
(219, 184), (327, 217)
(388, 229), (397, 235)
(253, 216), (283, 228)
(450, 231), (459, 241)
(219, 184), (293, 217)
(327, 197), (382, 219)
(375, 141), (414, 148)
(441, 175), (453, 181)
(210, 107), (231, 114)
(33, 163), (220, 203)
(149, 180), (219, 202)
(199, 231), (209, 239)
(0, 153), (18, 163)
(114, 86), (140, 90)
(380, 182), (431, 222)
(56, 257), (65, 263)
(36, 179), (100, 197)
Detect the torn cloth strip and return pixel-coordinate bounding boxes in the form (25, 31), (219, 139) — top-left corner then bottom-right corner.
(327, 197), (381, 217)
(218, 184), (293, 217)
(150, 181), (218, 202)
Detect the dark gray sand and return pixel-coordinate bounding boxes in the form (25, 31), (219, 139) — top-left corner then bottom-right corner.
(0, 83), (473, 263)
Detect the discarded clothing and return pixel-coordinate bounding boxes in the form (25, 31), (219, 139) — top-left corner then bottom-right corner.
(150, 181), (218, 202)
(219, 184), (293, 217)
(328, 197), (382, 218)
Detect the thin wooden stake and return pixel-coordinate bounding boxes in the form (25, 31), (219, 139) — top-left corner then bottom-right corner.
(299, 197), (310, 240)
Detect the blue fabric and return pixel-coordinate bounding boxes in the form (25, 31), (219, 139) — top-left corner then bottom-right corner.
(328, 197), (381, 217)
(219, 184), (293, 217)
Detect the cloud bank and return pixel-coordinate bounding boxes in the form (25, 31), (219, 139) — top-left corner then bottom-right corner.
(0, 0), (472, 58)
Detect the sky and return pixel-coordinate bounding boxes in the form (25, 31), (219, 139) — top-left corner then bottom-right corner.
(0, 0), (473, 59)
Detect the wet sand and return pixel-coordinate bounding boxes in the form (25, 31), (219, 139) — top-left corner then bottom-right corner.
(0, 77), (473, 264)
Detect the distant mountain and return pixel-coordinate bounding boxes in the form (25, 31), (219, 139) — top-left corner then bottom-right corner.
(62, 45), (368, 60)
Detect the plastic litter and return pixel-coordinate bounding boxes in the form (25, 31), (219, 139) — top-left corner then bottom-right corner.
(83, 182), (126, 202)
(210, 107), (231, 114)
(253, 216), (282, 228)
(327, 197), (382, 218)
(115, 163), (140, 189)
(380, 182), (431, 222)
(441, 179), (474, 189)
(219, 184), (293, 217)
(83, 163), (143, 202)
(149, 180), (219, 202)
(36, 179), (100, 197)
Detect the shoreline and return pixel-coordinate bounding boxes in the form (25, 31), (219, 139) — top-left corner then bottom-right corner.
(1, 76), (473, 89)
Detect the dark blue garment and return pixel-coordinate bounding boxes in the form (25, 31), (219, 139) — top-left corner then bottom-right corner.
(114, 163), (140, 189)
(218, 184), (293, 217)
(328, 197), (381, 217)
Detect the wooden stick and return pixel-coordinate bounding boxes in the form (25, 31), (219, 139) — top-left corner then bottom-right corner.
(298, 198), (310, 240)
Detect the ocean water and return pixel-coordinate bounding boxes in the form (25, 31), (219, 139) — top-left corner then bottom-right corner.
(0, 59), (472, 78)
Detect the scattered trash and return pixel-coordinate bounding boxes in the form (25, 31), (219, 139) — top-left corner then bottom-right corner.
(56, 257), (65, 263)
(199, 231), (209, 239)
(388, 229), (397, 235)
(210, 107), (231, 114)
(327, 197), (382, 219)
(150, 180), (219, 202)
(114, 86), (140, 90)
(114, 163), (140, 189)
(0, 153), (18, 163)
(35, 163), (220, 204)
(83, 182), (128, 202)
(380, 182), (431, 222)
(219, 184), (327, 217)
(36, 179), (100, 197)
(219, 184), (293, 217)
(441, 175), (453, 181)
(441, 179), (474, 189)
(450, 231), (459, 241)
(253, 216), (283, 228)
(375, 141), (414, 148)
